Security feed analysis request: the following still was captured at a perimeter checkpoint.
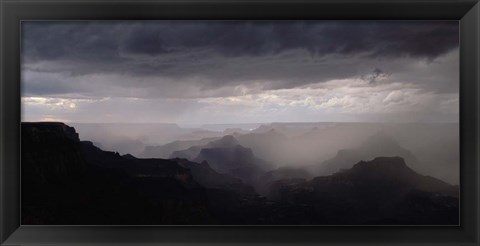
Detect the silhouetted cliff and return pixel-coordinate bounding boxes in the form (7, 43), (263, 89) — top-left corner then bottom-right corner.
(22, 123), (459, 225)
(22, 122), (214, 224)
(22, 123), (276, 225)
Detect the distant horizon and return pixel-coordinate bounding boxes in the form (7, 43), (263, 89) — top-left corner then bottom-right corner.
(20, 120), (460, 126)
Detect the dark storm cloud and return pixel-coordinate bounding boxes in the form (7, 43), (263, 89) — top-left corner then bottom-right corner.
(21, 21), (459, 99)
(23, 21), (458, 62)
(22, 22), (123, 62)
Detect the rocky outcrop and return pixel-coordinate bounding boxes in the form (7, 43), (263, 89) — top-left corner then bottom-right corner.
(21, 122), (85, 185)
(193, 145), (270, 185)
(169, 135), (240, 160)
(318, 132), (419, 175)
(140, 137), (218, 158)
(21, 122), (211, 225)
(269, 157), (459, 225)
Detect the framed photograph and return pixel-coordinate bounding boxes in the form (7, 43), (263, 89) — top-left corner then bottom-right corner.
(1, 0), (479, 245)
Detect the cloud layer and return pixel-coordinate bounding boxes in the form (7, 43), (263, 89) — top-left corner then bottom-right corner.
(21, 21), (459, 123)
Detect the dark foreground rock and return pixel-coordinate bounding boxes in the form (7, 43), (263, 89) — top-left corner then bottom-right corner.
(22, 123), (459, 225)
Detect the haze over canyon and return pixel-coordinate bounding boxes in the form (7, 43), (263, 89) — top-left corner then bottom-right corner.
(21, 21), (459, 225)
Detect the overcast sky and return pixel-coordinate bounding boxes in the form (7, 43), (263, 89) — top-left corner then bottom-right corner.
(21, 21), (459, 124)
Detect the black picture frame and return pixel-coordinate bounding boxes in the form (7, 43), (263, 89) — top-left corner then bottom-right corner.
(1, 0), (479, 245)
